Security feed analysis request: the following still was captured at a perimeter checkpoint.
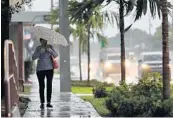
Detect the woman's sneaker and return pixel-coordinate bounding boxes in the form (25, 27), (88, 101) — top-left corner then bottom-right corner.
(47, 103), (53, 108)
(40, 103), (44, 109)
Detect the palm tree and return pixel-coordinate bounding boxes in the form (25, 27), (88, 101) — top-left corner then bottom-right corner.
(119, 0), (125, 82)
(50, 6), (108, 82)
(161, 0), (171, 99)
(72, 24), (88, 81)
(133, 0), (172, 99)
(69, 0), (134, 83)
(50, 8), (87, 81)
(69, 4), (112, 83)
(85, 8), (103, 83)
(69, 0), (172, 99)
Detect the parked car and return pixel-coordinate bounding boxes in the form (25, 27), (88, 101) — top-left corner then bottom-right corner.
(138, 52), (163, 78)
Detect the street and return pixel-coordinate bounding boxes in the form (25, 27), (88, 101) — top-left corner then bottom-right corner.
(104, 61), (173, 85)
(71, 59), (173, 85)
(103, 61), (138, 85)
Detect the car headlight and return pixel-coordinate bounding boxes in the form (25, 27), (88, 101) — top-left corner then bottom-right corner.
(141, 64), (150, 69)
(105, 62), (112, 68)
(125, 60), (130, 68)
(89, 63), (93, 69)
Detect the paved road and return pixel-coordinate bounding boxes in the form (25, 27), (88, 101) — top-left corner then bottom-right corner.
(104, 62), (173, 85)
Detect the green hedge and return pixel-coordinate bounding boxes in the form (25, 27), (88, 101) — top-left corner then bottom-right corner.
(93, 85), (108, 98)
(71, 79), (114, 87)
(106, 73), (173, 117)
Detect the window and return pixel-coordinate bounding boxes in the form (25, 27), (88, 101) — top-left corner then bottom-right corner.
(143, 54), (162, 61)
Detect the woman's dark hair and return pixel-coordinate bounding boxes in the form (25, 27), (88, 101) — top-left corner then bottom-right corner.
(40, 38), (45, 41)
(40, 38), (47, 46)
(40, 38), (47, 43)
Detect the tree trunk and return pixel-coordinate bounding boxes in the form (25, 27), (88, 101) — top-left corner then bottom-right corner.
(119, 0), (126, 83)
(1, 0), (10, 98)
(1, 41), (5, 99)
(87, 25), (91, 84)
(79, 40), (82, 81)
(162, 0), (171, 99)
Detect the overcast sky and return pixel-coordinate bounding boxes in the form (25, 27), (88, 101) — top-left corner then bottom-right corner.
(25, 0), (173, 38)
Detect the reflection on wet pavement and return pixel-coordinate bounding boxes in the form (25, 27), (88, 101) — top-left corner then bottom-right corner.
(23, 74), (100, 117)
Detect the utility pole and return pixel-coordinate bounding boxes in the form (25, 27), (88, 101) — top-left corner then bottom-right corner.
(51, 0), (53, 29)
(148, 14), (152, 35)
(59, 0), (71, 92)
(172, 10), (173, 29)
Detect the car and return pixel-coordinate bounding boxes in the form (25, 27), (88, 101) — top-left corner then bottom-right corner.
(138, 52), (163, 78)
(101, 53), (130, 78)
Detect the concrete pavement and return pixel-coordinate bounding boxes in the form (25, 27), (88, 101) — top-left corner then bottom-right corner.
(23, 74), (100, 117)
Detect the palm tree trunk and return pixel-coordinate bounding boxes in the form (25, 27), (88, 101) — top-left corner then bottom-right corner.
(119, 0), (126, 83)
(2, 0), (10, 98)
(87, 25), (91, 84)
(162, 0), (171, 99)
(79, 40), (82, 81)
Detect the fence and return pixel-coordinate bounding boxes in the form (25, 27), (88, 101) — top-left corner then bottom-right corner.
(4, 40), (20, 117)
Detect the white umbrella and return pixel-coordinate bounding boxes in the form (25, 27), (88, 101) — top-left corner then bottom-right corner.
(30, 26), (68, 47)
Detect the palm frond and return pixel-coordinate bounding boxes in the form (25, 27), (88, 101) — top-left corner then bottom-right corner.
(134, 0), (144, 21)
(142, 0), (147, 15)
(134, 0), (163, 21)
(50, 8), (59, 25)
(124, 0), (136, 16)
(102, 11), (119, 27)
(69, 0), (105, 24)
(125, 24), (133, 32)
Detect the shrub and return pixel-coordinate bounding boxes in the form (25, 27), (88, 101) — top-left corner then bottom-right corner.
(92, 85), (107, 98)
(132, 72), (163, 100)
(151, 98), (173, 117)
(106, 83), (133, 116)
(105, 73), (173, 117)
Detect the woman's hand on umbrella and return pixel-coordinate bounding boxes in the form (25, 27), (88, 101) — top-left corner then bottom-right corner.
(46, 48), (53, 53)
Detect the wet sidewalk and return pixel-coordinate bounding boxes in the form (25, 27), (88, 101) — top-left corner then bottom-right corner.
(23, 74), (100, 117)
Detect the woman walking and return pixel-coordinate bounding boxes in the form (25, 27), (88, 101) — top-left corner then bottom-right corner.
(32, 38), (58, 109)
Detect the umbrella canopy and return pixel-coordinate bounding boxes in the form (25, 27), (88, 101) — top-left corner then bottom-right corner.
(30, 26), (68, 46)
